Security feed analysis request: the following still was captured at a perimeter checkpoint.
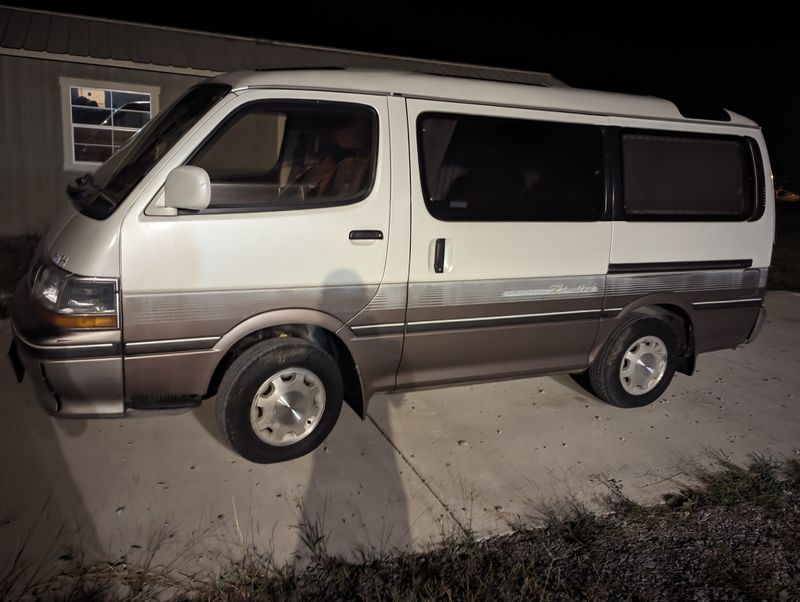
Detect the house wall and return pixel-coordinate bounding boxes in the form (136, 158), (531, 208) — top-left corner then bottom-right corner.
(0, 55), (202, 235)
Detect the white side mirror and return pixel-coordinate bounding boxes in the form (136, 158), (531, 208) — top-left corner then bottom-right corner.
(164, 166), (211, 211)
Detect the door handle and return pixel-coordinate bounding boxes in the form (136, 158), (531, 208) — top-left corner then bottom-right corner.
(434, 238), (446, 273)
(349, 230), (384, 240)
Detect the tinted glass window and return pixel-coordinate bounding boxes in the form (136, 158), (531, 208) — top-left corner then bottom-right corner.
(190, 102), (377, 212)
(622, 131), (756, 220)
(418, 113), (604, 221)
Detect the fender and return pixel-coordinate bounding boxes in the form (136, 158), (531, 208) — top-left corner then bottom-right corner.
(588, 292), (696, 367)
(210, 308), (374, 414)
(214, 308), (348, 353)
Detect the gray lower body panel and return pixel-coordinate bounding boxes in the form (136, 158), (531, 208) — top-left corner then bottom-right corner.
(16, 343), (124, 417)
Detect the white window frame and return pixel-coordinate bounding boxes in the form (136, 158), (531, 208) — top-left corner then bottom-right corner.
(60, 77), (160, 172)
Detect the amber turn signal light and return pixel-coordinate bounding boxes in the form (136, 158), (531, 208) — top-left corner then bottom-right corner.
(37, 305), (117, 329)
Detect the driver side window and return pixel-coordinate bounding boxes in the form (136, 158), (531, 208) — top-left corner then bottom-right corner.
(190, 100), (377, 213)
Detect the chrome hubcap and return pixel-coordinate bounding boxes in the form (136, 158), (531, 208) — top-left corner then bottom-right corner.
(619, 335), (668, 395)
(250, 368), (325, 446)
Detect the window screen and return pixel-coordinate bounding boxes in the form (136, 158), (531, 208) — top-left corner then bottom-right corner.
(418, 113), (604, 221)
(190, 101), (377, 212)
(622, 131), (757, 220)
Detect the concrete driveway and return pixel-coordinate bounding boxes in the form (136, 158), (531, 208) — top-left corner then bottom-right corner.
(1, 292), (798, 576)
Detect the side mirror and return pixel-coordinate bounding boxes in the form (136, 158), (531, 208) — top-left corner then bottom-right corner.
(164, 166), (210, 211)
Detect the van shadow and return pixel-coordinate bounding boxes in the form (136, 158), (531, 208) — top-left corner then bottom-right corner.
(292, 392), (412, 564)
(192, 268), (413, 563)
(0, 351), (101, 586)
(550, 372), (602, 401)
(294, 268), (412, 563)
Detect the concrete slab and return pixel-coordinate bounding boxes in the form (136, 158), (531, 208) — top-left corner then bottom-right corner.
(370, 291), (800, 535)
(1, 292), (798, 578)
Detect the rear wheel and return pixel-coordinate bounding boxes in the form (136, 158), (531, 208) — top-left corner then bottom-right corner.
(589, 314), (678, 408)
(216, 337), (343, 463)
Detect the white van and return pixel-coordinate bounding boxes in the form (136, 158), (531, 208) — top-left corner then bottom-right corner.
(8, 70), (773, 463)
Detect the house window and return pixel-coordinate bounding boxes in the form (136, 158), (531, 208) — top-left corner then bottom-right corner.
(61, 78), (159, 170)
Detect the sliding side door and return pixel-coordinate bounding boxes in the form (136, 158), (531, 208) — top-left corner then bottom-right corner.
(397, 99), (612, 388)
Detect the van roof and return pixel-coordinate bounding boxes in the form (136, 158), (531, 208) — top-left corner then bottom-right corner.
(212, 69), (758, 129)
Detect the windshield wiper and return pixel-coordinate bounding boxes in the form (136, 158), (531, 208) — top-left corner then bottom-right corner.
(66, 173), (117, 219)
(66, 173), (99, 200)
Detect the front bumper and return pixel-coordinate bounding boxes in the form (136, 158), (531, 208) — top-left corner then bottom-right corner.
(9, 281), (124, 417)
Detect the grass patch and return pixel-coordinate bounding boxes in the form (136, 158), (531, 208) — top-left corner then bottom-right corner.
(663, 452), (789, 510)
(536, 496), (603, 546)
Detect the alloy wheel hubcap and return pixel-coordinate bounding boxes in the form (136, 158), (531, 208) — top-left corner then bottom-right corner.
(619, 335), (668, 395)
(250, 367), (326, 446)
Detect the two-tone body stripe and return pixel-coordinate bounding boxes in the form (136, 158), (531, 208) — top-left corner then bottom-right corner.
(406, 308), (602, 332)
(349, 323), (406, 336)
(606, 268), (764, 296)
(121, 265), (767, 345)
(350, 309), (607, 335)
(12, 325), (120, 359)
(692, 298), (763, 309)
(348, 266), (767, 337)
(124, 336), (220, 355)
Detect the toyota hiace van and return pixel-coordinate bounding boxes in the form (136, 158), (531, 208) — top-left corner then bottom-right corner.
(9, 70), (773, 463)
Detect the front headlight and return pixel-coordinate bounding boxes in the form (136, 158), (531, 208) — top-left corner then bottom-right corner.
(31, 260), (118, 329)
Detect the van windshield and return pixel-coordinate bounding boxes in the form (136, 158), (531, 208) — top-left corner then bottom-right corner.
(67, 83), (231, 219)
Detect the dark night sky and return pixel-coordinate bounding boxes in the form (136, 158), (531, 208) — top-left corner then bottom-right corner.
(9, 2), (800, 188)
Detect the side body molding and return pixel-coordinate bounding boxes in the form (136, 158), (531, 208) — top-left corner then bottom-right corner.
(124, 308), (377, 416)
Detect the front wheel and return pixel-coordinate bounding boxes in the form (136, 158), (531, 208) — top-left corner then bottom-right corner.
(589, 314), (678, 408)
(216, 337), (343, 463)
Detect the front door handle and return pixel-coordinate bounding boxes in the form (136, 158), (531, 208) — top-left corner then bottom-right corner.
(434, 238), (446, 273)
(349, 230), (384, 240)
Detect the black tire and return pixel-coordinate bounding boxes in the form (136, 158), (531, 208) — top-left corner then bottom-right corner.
(216, 337), (343, 463)
(589, 314), (678, 408)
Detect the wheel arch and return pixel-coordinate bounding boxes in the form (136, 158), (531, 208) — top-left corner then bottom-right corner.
(205, 309), (367, 418)
(591, 294), (696, 375)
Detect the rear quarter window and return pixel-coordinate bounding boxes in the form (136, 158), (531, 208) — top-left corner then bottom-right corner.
(621, 130), (762, 221)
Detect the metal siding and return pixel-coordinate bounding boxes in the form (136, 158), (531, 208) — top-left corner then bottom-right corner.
(170, 31), (197, 68)
(124, 25), (152, 64)
(3, 10), (31, 48)
(44, 14), (70, 54)
(0, 10), (11, 43)
(0, 8), (562, 87)
(226, 38), (259, 69)
(154, 26), (184, 67)
(24, 13), (50, 51)
(88, 19), (111, 60)
(107, 22), (130, 61)
(67, 17), (89, 56)
(0, 55), (201, 235)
